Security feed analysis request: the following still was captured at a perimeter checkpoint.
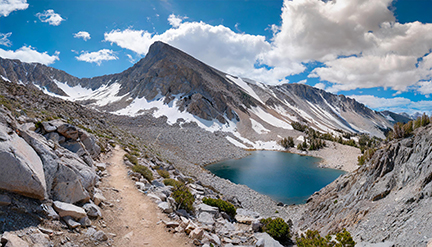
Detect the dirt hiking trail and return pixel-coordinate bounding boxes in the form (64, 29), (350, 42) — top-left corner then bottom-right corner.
(100, 146), (193, 247)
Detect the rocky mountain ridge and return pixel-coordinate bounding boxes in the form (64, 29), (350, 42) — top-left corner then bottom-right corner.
(0, 77), (291, 247)
(0, 42), (400, 144)
(298, 124), (432, 246)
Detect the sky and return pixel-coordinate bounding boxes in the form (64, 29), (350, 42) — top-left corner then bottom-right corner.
(1, 0), (432, 115)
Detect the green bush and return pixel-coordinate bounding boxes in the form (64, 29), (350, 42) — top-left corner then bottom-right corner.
(260, 217), (291, 243)
(292, 121), (307, 132)
(357, 148), (376, 166)
(125, 154), (138, 166)
(296, 229), (330, 247)
(279, 137), (295, 149)
(132, 165), (153, 181)
(202, 197), (236, 218)
(296, 228), (355, 247)
(172, 185), (195, 213)
(335, 229), (356, 247)
(157, 169), (170, 178)
(163, 179), (183, 188)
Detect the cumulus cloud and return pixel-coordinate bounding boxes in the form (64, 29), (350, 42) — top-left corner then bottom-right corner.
(0, 0), (28, 17)
(261, 0), (432, 95)
(313, 82), (326, 90)
(76, 49), (118, 65)
(417, 81), (432, 97)
(36, 9), (64, 26)
(104, 20), (305, 84)
(349, 94), (432, 115)
(168, 14), (187, 28)
(0, 46), (59, 65)
(309, 54), (424, 93)
(73, 31), (91, 41)
(0, 32), (12, 47)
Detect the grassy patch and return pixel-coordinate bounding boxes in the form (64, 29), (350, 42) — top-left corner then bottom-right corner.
(202, 197), (236, 218)
(172, 185), (195, 213)
(132, 165), (153, 182)
(157, 169), (170, 179)
(260, 217), (291, 243)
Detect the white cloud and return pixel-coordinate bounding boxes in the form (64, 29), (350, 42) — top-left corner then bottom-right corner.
(309, 54), (423, 92)
(0, 32), (12, 47)
(76, 49), (118, 65)
(36, 9), (64, 26)
(126, 54), (135, 63)
(0, 0), (28, 17)
(349, 94), (432, 115)
(168, 14), (187, 28)
(0, 46), (59, 65)
(73, 31), (91, 41)
(313, 82), (326, 90)
(261, 0), (432, 95)
(296, 79), (307, 84)
(104, 20), (304, 84)
(417, 81), (432, 97)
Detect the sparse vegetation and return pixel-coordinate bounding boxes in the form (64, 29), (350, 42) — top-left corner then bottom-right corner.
(202, 197), (236, 218)
(387, 113), (431, 140)
(296, 228), (355, 247)
(308, 138), (326, 151)
(172, 185), (195, 213)
(292, 121), (308, 132)
(260, 217), (291, 243)
(132, 164), (153, 181)
(163, 178), (184, 188)
(357, 148), (377, 166)
(157, 169), (170, 178)
(125, 153), (139, 166)
(279, 136), (295, 149)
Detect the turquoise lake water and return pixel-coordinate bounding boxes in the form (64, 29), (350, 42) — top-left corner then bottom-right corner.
(206, 151), (345, 205)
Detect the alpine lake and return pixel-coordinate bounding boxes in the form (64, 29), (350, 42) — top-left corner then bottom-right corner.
(206, 151), (345, 205)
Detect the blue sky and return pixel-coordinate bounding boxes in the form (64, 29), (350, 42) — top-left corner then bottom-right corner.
(1, 0), (432, 115)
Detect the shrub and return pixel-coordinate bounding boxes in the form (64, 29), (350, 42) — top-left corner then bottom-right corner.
(279, 137), (295, 149)
(202, 197), (236, 218)
(163, 179), (184, 188)
(157, 169), (170, 178)
(335, 228), (356, 247)
(292, 121), (307, 132)
(296, 229), (330, 247)
(297, 143), (304, 151)
(260, 217), (291, 243)
(132, 165), (153, 181)
(308, 138), (325, 151)
(357, 148), (376, 166)
(172, 185), (195, 213)
(296, 228), (355, 247)
(35, 121), (43, 131)
(125, 154), (138, 166)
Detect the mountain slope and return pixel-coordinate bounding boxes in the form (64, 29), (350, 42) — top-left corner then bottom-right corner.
(298, 124), (432, 245)
(0, 42), (395, 145)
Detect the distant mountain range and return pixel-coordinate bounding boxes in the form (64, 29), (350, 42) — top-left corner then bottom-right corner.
(0, 42), (408, 147)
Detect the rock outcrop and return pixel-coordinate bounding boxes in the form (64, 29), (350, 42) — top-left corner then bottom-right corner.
(298, 124), (432, 246)
(0, 111), (46, 200)
(20, 122), (98, 204)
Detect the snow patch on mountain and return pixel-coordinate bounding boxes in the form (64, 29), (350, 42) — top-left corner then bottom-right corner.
(226, 75), (264, 105)
(226, 136), (249, 149)
(1, 75), (10, 82)
(250, 119), (270, 134)
(250, 106), (293, 130)
(115, 95), (238, 133)
(53, 79), (94, 98)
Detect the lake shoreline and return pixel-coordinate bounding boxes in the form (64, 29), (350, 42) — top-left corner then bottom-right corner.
(205, 140), (361, 173)
(206, 150), (345, 205)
